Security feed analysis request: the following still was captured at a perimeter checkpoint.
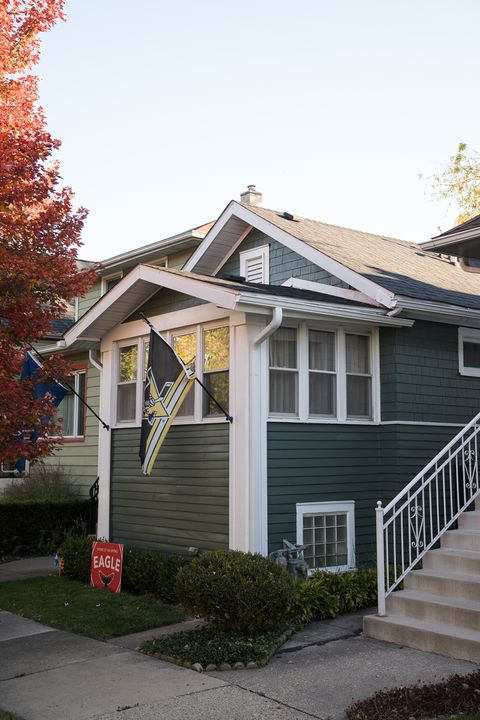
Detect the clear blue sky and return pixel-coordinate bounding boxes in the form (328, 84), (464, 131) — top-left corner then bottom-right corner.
(37, 0), (480, 261)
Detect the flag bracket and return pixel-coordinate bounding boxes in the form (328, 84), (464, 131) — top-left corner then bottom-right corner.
(139, 313), (233, 423)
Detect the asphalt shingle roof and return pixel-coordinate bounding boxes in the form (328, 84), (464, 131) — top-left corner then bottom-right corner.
(244, 205), (480, 310)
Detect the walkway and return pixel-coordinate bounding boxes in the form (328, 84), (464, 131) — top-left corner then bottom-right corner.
(0, 557), (476, 720)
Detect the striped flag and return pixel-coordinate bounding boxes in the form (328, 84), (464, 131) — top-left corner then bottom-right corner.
(139, 329), (195, 475)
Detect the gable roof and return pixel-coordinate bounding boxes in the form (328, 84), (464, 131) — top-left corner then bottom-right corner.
(421, 213), (480, 259)
(186, 201), (480, 312)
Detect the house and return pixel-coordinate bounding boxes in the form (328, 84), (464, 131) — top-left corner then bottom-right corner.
(42, 187), (480, 582)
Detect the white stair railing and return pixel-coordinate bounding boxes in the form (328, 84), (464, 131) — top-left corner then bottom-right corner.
(376, 411), (480, 616)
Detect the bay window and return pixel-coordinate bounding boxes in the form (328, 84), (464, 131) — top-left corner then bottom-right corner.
(269, 325), (378, 422)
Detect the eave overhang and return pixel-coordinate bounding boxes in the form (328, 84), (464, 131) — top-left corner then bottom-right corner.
(421, 226), (480, 259)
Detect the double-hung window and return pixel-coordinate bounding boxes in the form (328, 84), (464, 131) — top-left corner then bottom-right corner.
(114, 323), (229, 425)
(269, 325), (377, 422)
(57, 371), (86, 438)
(459, 327), (480, 377)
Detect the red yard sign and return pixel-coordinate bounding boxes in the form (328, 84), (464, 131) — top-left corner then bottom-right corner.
(91, 541), (124, 593)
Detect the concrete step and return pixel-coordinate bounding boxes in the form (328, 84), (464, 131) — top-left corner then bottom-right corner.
(441, 529), (480, 551)
(363, 613), (480, 663)
(404, 568), (480, 602)
(424, 547), (480, 575)
(387, 589), (480, 631)
(458, 510), (480, 531)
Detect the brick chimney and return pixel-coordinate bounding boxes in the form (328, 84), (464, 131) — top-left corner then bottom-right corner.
(240, 185), (262, 206)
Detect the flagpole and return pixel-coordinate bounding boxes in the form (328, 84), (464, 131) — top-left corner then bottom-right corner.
(25, 342), (110, 431)
(139, 313), (233, 423)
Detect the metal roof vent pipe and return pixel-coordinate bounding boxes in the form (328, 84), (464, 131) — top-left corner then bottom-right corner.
(240, 185), (262, 206)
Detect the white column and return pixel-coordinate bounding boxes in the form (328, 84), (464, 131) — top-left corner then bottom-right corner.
(97, 349), (112, 539)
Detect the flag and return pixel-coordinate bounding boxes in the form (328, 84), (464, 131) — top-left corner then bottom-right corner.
(139, 329), (195, 475)
(15, 352), (69, 473)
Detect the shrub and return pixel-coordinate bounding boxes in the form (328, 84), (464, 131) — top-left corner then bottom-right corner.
(60, 536), (190, 603)
(175, 549), (294, 636)
(4, 462), (78, 501)
(0, 499), (89, 556)
(289, 568), (377, 625)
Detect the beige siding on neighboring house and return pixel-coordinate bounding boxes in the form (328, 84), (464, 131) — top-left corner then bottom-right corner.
(43, 352), (100, 496)
(78, 281), (101, 318)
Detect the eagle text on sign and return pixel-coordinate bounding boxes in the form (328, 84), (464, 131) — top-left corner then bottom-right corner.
(91, 541), (124, 593)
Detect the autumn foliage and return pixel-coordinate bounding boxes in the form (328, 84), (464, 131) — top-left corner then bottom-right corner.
(0, 0), (97, 464)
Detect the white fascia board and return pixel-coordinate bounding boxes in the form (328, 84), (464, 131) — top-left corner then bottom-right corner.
(237, 292), (414, 327)
(282, 277), (382, 307)
(398, 296), (480, 322)
(184, 200), (237, 272)
(63, 265), (239, 348)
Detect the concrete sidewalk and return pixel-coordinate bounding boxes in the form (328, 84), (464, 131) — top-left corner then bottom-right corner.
(0, 559), (476, 720)
(0, 606), (476, 720)
(0, 556), (53, 582)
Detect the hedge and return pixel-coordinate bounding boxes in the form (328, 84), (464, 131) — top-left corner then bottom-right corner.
(0, 499), (89, 556)
(60, 535), (190, 604)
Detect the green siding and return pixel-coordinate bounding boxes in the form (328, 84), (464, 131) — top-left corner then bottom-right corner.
(129, 288), (206, 322)
(220, 229), (348, 287)
(267, 423), (456, 563)
(110, 424), (229, 553)
(380, 321), (480, 423)
(43, 353), (100, 496)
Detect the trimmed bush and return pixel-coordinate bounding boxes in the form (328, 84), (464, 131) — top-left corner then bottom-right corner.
(0, 499), (89, 556)
(60, 536), (189, 604)
(289, 568), (377, 625)
(175, 549), (294, 636)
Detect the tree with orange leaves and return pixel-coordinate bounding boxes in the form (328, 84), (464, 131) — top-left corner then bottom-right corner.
(0, 0), (97, 465)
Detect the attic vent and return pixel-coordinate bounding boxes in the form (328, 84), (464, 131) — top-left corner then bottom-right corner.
(239, 245), (269, 284)
(282, 211), (294, 221)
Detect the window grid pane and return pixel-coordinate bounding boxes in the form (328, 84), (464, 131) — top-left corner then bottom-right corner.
(464, 341), (480, 369)
(117, 383), (136, 422)
(303, 513), (348, 569)
(119, 345), (138, 382)
(309, 330), (335, 371)
(270, 328), (297, 369)
(76, 373), (86, 435)
(204, 327), (229, 372)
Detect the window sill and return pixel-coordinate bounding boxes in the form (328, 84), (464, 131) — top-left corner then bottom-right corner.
(268, 417), (378, 425)
(459, 368), (480, 377)
(111, 417), (229, 430)
(307, 565), (356, 576)
(51, 436), (85, 443)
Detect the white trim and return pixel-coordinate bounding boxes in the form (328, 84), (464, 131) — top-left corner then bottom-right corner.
(296, 500), (356, 573)
(213, 225), (253, 276)
(282, 277), (381, 307)
(459, 326), (480, 377)
(185, 202), (396, 309)
(380, 420), (465, 427)
(101, 271), (123, 296)
(422, 224), (480, 251)
(97, 349), (112, 540)
(398, 296), (480, 324)
(240, 244), (270, 284)
(64, 265), (239, 348)
(268, 324), (380, 424)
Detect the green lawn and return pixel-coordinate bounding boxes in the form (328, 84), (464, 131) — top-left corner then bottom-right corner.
(0, 576), (184, 640)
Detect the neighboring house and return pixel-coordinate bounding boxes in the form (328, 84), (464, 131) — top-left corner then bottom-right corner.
(40, 222), (212, 494)
(44, 187), (480, 584)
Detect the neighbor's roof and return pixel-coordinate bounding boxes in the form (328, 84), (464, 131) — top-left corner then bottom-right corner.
(243, 205), (480, 311)
(432, 214), (480, 239)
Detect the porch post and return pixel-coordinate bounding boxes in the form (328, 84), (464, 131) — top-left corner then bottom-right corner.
(376, 500), (386, 616)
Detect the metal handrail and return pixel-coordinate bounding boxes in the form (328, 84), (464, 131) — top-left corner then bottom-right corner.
(376, 412), (480, 616)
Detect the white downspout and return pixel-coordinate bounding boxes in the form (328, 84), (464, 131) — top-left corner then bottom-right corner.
(253, 306), (283, 347)
(248, 306), (283, 554)
(88, 349), (103, 372)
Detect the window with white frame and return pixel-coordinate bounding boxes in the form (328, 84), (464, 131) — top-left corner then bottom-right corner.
(114, 323), (229, 426)
(56, 371), (86, 437)
(101, 272), (123, 296)
(240, 245), (269, 283)
(269, 325), (377, 421)
(296, 501), (355, 573)
(459, 327), (480, 377)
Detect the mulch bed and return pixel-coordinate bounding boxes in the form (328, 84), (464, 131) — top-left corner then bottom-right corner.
(346, 670), (480, 720)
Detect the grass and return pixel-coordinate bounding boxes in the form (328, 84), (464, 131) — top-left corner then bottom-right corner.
(0, 575), (184, 640)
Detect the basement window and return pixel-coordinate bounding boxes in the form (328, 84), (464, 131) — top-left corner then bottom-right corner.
(239, 245), (269, 283)
(296, 501), (355, 573)
(459, 327), (480, 377)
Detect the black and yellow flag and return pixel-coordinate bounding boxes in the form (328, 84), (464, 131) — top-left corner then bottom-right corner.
(139, 329), (195, 475)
